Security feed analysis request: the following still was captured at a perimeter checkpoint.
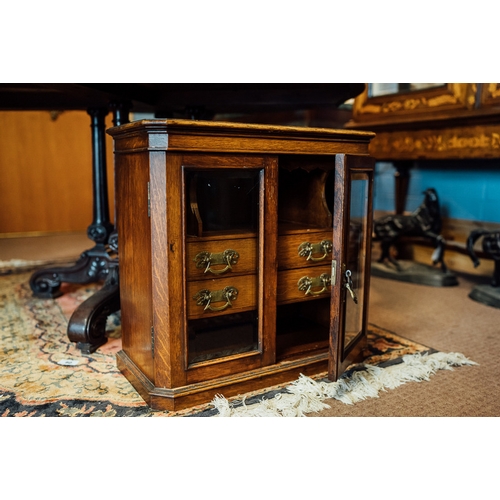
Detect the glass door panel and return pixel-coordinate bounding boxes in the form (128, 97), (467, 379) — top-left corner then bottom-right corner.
(343, 172), (369, 354)
(184, 168), (261, 365)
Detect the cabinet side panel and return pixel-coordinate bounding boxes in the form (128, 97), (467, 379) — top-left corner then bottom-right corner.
(116, 151), (154, 381)
(151, 152), (187, 388)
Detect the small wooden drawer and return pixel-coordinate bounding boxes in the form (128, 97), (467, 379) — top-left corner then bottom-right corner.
(186, 237), (257, 279)
(187, 274), (257, 319)
(277, 265), (333, 305)
(278, 230), (333, 270)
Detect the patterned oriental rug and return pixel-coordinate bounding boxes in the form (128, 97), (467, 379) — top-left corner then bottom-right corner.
(0, 271), (477, 417)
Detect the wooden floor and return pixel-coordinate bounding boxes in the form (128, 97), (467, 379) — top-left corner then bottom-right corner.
(0, 231), (90, 264)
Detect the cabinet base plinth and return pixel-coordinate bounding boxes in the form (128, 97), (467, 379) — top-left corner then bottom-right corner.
(116, 350), (329, 412)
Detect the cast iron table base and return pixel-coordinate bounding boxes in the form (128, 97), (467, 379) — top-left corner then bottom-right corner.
(29, 105), (128, 353)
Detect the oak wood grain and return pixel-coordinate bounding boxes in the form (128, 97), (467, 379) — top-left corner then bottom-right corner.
(111, 120), (374, 409)
(187, 274), (257, 319)
(260, 156), (279, 366)
(118, 348), (328, 411)
(108, 119), (374, 157)
(115, 151), (154, 381)
(186, 237), (257, 279)
(278, 229), (334, 270)
(328, 154), (348, 380)
(155, 152), (186, 388)
(277, 264), (333, 305)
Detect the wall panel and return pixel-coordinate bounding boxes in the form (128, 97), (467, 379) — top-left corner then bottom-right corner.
(0, 110), (115, 235)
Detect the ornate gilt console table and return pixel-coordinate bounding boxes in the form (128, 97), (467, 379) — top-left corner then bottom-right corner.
(347, 83), (500, 300)
(346, 83), (500, 214)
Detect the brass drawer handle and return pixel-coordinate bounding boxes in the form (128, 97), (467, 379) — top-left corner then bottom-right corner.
(298, 240), (333, 262)
(193, 286), (239, 312)
(194, 249), (239, 275)
(297, 273), (331, 296)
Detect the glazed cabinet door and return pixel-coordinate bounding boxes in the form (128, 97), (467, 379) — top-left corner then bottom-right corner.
(180, 154), (278, 384)
(329, 154), (374, 380)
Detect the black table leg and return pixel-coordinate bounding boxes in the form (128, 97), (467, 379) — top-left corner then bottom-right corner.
(29, 107), (115, 298)
(67, 103), (129, 353)
(30, 103), (129, 353)
(67, 261), (121, 353)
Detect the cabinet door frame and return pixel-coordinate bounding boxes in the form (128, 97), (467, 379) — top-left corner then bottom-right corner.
(177, 153), (279, 385)
(328, 154), (374, 380)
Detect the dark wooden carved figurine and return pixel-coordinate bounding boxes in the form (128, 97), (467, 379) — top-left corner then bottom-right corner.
(374, 188), (447, 272)
(467, 230), (500, 287)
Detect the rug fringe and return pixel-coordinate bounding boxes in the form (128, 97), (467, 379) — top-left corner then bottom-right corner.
(210, 352), (478, 417)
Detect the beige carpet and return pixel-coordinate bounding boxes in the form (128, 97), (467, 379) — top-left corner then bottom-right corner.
(314, 271), (500, 417)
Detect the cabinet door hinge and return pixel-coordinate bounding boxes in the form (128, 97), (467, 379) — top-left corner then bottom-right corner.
(147, 182), (151, 217)
(331, 259), (337, 286)
(151, 325), (155, 356)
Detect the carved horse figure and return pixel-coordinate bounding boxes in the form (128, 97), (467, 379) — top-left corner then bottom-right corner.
(374, 188), (447, 272)
(467, 229), (500, 287)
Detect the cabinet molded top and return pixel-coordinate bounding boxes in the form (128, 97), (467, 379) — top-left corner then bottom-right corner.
(107, 119), (376, 156)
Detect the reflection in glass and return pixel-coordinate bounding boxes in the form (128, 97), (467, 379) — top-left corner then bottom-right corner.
(187, 312), (258, 364)
(343, 173), (369, 352)
(185, 169), (260, 237)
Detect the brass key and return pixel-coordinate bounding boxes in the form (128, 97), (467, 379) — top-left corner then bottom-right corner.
(345, 270), (358, 304)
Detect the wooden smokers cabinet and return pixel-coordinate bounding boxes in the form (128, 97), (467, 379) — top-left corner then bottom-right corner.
(107, 120), (375, 411)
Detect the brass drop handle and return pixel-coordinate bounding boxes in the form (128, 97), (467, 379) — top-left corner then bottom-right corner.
(298, 240), (333, 262)
(194, 249), (239, 275)
(297, 273), (332, 296)
(193, 286), (239, 312)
